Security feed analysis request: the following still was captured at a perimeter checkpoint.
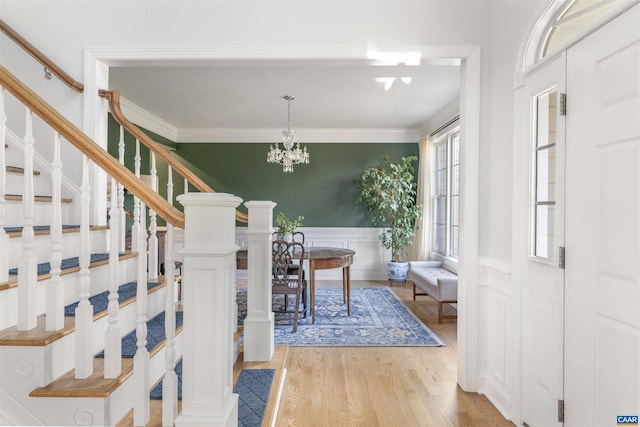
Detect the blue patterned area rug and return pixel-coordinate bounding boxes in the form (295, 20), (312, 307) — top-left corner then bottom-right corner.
(238, 287), (444, 346)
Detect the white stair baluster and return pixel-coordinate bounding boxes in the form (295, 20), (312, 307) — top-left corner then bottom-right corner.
(117, 124), (126, 252)
(134, 202), (149, 426)
(131, 138), (141, 253)
(184, 177), (188, 195)
(162, 165), (177, 426)
(104, 176), (121, 378)
(45, 132), (64, 331)
(17, 108), (37, 331)
(0, 88), (8, 284)
(148, 151), (158, 279)
(75, 155), (93, 378)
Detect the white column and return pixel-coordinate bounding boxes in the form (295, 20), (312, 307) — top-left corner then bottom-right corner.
(242, 201), (276, 362)
(175, 193), (240, 427)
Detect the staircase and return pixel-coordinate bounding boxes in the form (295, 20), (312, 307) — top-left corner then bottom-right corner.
(0, 59), (288, 427)
(0, 132), (187, 425)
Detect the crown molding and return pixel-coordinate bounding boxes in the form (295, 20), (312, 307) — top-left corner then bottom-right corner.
(115, 98), (420, 144)
(176, 128), (420, 143)
(120, 96), (180, 141)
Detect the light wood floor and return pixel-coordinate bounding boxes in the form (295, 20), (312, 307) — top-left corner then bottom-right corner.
(273, 280), (514, 427)
(124, 280), (514, 426)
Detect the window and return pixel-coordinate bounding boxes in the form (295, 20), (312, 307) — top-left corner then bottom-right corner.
(540, 0), (622, 60)
(432, 127), (460, 258)
(533, 89), (557, 260)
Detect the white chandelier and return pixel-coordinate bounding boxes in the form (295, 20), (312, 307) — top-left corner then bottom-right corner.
(267, 95), (310, 173)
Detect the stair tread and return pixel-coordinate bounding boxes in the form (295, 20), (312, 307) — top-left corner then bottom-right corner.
(5, 194), (73, 203)
(30, 357), (134, 398)
(6, 165), (40, 175)
(4, 224), (109, 238)
(29, 309), (184, 398)
(0, 278), (167, 345)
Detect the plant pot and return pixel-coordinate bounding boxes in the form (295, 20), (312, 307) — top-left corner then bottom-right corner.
(387, 261), (410, 283)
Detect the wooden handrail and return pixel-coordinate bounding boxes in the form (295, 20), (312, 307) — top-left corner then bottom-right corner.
(0, 19), (84, 93)
(100, 89), (249, 224)
(0, 65), (184, 228)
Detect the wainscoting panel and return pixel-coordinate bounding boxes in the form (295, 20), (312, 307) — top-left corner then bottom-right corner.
(235, 227), (389, 280)
(478, 257), (514, 421)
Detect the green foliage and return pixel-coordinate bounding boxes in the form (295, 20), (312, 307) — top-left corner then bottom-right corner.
(355, 156), (422, 262)
(275, 212), (304, 235)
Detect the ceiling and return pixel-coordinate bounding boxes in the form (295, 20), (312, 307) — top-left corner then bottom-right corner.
(109, 58), (461, 144)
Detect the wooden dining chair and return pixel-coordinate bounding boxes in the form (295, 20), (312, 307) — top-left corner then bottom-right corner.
(272, 239), (307, 332)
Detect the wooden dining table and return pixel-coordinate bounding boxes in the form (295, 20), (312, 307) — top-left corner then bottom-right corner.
(236, 246), (356, 323)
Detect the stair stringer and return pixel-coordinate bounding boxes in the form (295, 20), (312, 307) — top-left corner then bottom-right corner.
(0, 386), (44, 426)
(25, 334), (184, 426)
(0, 282), (176, 425)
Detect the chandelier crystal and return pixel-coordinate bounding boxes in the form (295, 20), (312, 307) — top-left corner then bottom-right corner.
(267, 95), (310, 173)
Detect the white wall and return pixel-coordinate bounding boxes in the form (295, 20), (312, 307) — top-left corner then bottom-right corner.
(0, 0), (544, 259)
(0, 0), (548, 421)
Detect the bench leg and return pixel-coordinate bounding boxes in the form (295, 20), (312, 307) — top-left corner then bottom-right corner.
(438, 302), (443, 324)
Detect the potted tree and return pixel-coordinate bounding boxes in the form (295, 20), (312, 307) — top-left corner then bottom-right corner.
(355, 156), (422, 283)
(275, 212), (304, 241)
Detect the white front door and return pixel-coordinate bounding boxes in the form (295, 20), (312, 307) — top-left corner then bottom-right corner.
(521, 53), (566, 427)
(564, 4), (640, 426)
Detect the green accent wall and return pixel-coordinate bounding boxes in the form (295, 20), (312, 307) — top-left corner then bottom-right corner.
(107, 115), (418, 227)
(174, 142), (418, 227)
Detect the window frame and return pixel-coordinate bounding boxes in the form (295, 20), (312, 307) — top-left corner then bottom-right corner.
(431, 124), (461, 262)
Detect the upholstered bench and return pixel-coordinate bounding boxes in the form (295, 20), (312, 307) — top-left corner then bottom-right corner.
(407, 261), (458, 323)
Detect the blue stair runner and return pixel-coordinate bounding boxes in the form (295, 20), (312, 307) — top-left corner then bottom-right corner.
(63, 281), (162, 316)
(4, 225), (80, 234)
(150, 361), (274, 427)
(9, 253), (113, 276)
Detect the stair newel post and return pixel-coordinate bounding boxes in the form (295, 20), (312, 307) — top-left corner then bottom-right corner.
(75, 154), (94, 378)
(117, 124), (126, 252)
(131, 138), (141, 253)
(243, 201), (276, 361)
(148, 151), (158, 279)
(104, 176), (122, 378)
(175, 193), (241, 427)
(134, 202), (150, 426)
(45, 131), (64, 331)
(162, 165), (177, 427)
(0, 88), (8, 284)
(17, 108), (37, 331)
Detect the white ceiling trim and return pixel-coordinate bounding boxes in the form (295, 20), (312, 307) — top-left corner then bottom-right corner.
(120, 97), (179, 141)
(177, 128), (420, 143)
(119, 96), (419, 143)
